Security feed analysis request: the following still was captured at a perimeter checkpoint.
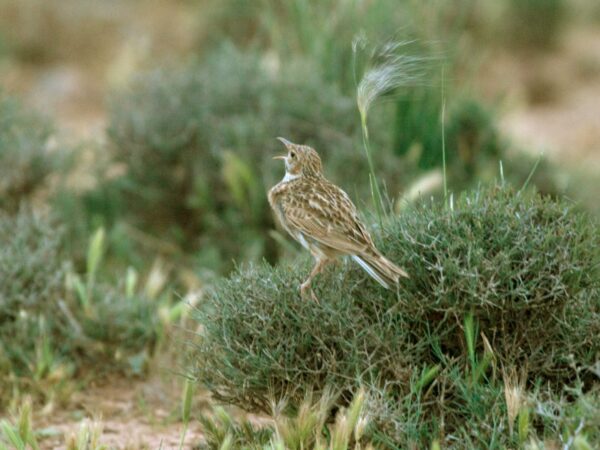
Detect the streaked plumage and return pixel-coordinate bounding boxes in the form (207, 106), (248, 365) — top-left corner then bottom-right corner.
(268, 137), (408, 299)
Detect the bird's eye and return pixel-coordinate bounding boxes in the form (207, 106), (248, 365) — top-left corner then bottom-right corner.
(290, 152), (296, 158)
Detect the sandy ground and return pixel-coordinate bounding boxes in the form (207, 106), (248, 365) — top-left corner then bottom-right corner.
(33, 376), (207, 449)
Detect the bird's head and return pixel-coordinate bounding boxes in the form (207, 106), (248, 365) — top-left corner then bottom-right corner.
(274, 137), (323, 178)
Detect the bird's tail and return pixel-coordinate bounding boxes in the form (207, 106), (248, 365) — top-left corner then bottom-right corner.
(351, 252), (409, 290)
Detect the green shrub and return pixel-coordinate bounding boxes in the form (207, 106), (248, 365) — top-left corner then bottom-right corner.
(0, 93), (66, 213)
(193, 185), (599, 417)
(365, 372), (600, 448)
(200, 0), (404, 92)
(0, 208), (70, 399)
(103, 44), (403, 273)
(0, 210), (164, 402)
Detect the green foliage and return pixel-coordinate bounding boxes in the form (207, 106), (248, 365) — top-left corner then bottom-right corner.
(201, 0), (477, 94)
(103, 44), (402, 273)
(0, 210), (69, 396)
(366, 369), (600, 448)
(202, 0), (404, 92)
(393, 94), (503, 184)
(0, 210), (167, 402)
(0, 93), (66, 213)
(193, 185), (599, 444)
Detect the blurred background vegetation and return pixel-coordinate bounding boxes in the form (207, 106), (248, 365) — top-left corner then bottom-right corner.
(0, 0), (599, 448)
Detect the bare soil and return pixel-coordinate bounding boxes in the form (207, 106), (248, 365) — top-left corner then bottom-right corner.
(34, 376), (206, 449)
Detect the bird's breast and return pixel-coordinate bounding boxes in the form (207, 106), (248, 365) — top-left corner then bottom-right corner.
(268, 184), (288, 225)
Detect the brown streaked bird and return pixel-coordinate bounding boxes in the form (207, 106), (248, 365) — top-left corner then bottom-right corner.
(268, 137), (408, 300)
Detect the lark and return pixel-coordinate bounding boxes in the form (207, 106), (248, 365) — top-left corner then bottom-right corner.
(268, 137), (408, 299)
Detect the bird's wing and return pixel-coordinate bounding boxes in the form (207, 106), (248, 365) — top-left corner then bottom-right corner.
(283, 180), (376, 255)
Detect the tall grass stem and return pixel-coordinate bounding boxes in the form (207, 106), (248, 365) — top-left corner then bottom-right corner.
(441, 67), (448, 203)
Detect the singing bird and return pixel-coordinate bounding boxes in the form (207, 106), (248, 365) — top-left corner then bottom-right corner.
(268, 137), (408, 299)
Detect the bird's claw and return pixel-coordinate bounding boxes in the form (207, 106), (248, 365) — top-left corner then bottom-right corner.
(300, 283), (319, 303)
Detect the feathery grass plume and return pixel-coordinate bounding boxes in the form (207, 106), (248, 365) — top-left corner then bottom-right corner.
(355, 39), (430, 121)
(272, 389), (336, 449)
(502, 366), (527, 436)
(354, 37), (434, 222)
(198, 405), (272, 448)
(330, 388), (367, 450)
(65, 419), (105, 450)
(179, 378), (194, 450)
(0, 398), (39, 450)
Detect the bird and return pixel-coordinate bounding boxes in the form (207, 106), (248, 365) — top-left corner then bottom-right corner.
(268, 137), (408, 300)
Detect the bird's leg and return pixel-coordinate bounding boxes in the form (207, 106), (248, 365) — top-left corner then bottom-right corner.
(300, 257), (329, 302)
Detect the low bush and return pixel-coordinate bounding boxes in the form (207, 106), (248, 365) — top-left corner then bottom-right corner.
(193, 185), (599, 435)
(0, 93), (66, 213)
(0, 210), (166, 403)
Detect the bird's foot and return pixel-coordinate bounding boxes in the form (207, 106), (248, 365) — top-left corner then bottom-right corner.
(300, 282), (319, 303)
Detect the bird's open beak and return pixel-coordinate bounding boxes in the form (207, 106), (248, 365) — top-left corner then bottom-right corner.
(274, 137), (293, 160)
(276, 136), (293, 147)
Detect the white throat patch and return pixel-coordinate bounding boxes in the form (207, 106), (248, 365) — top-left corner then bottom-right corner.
(282, 171), (300, 183)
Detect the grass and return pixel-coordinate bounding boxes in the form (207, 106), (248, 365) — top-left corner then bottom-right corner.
(192, 376), (600, 448)
(0, 397), (108, 450)
(0, 209), (180, 406)
(196, 388), (373, 449)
